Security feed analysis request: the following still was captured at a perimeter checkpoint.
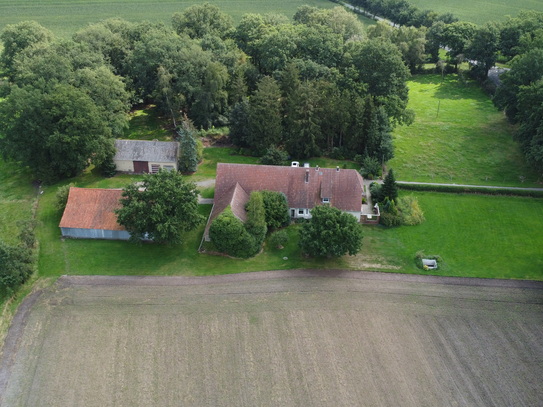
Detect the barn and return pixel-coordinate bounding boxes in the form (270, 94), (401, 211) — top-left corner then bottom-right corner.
(59, 188), (131, 240)
(113, 139), (179, 174)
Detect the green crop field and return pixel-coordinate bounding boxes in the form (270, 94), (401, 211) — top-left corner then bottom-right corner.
(389, 74), (540, 187)
(409, 0), (543, 24)
(0, 0), (348, 38)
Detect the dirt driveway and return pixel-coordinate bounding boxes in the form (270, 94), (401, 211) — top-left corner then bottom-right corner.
(1, 271), (542, 406)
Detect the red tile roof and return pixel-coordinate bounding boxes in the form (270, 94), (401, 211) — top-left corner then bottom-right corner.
(214, 163), (364, 212)
(59, 188), (125, 231)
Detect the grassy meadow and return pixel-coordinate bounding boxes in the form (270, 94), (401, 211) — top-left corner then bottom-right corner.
(389, 74), (540, 187)
(0, 0), (364, 38)
(408, 0), (543, 24)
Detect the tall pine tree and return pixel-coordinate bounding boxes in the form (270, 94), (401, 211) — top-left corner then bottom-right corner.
(177, 116), (199, 173)
(247, 76), (283, 155)
(381, 169), (398, 202)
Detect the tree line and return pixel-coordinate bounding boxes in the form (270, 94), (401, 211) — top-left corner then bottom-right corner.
(1, 3), (542, 180)
(0, 4), (415, 181)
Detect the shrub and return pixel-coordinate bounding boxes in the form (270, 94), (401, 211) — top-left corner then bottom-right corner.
(209, 207), (257, 258)
(269, 229), (288, 249)
(17, 220), (37, 249)
(0, 240), (34, 293)
(100, 154), (117, 177)
(260, 145), (288, 166)
(55, 183), (75, 212)
(397, 196), (425, 226)
(359, 156), (382, 179)
(415, 251), (442, 269)
(398, 183), (543, 198)
(261, 190), (290, 229)
(369, 182), (383, 203)
(379, 211), (402, 227)
(245, 191), (267, 247)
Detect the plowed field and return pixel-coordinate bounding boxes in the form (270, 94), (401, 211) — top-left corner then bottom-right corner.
(1, 271), (542, 406)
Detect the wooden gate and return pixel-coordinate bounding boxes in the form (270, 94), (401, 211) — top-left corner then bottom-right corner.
(133, 161), (149, 174)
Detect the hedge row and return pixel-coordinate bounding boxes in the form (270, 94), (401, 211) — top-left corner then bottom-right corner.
(398, 183), (543, 198)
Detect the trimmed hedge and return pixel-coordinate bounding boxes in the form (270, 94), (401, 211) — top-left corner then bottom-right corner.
(398, 183), (543, 198)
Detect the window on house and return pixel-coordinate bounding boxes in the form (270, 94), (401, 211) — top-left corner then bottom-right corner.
(151, 164), (161, 174)
(322, 197), (330, 204)
(163, 165), (174, 171)
(298, 209), (304, 215)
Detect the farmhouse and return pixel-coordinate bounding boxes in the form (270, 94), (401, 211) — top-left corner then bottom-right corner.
(59, 187), (130, 240)
(113, 139), (179, 174)
(204, 163), (364, 239)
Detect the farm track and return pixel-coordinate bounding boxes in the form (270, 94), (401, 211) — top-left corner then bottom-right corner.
(0, 270), (542, 406)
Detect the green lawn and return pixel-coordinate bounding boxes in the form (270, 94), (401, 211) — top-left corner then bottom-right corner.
(408, 0), (543, 24)
(354, 191), (543, 280)
(0, 160), (35, 245)
(0, 0), (346, 38)
(123, 105), (172, 141)
(389, 74), (540, 187)
(37, 192), (333, 277)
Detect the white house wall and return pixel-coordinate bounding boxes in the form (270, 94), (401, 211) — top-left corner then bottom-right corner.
(290, 208), (361, 221)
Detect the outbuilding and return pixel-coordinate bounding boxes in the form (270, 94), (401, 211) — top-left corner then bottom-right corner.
(59, 187), (130, 240)
(113, 139), (179, 174)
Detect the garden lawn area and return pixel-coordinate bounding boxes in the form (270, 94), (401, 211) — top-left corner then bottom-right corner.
(37, 191), (335, 277)
(408, 0), (543, 24)
(354, 191), (543, 280)
(0, 0), (346, 39)
(0, 160), (35, 245)
(389, 74), (540, 187)
(123, 105), (172, 141)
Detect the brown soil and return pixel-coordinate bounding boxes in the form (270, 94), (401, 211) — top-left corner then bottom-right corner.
(1, 271), (542, 407)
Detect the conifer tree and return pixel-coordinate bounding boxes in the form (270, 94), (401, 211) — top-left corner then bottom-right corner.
(177, 116), (199, 173)
(381, 169), (399, 202)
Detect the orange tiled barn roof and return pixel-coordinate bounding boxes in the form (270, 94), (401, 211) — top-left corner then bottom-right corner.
(59, 188), (125, 231)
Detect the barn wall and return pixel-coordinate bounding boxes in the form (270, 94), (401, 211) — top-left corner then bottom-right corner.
(114, 160), (134, 172)
(149, 161), (177, 172)
(61, 228), (131, 241)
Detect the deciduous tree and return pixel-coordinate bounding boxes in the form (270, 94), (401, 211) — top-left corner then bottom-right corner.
(116, 170), (204, 244)
(299, 206), (363, 257)
(172, 3), (234, 40)
(0, 83), (115, 181)
(0, 20), (53, 80)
